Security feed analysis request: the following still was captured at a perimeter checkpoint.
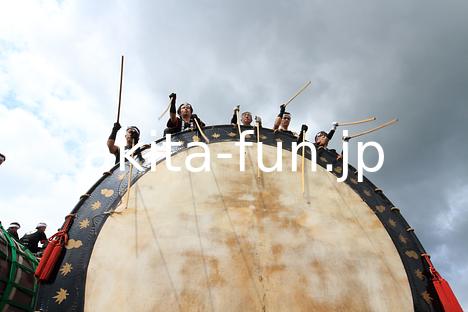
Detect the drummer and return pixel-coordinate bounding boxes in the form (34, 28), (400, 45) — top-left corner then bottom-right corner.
(20, 223), (48, 254)
(230, 106), (253, 126)
(164, 93), (206, 135)
(7, 222), (21, 241)
(314, 123), (337, 148)
(107, 123), (142, 164)
(273, 104), (294, 135)
(273, 104), (310, 144)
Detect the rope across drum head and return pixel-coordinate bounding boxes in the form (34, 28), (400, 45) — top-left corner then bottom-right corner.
(35, 125), (443, 311)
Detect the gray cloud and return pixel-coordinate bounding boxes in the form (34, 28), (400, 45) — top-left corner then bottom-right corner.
(129, 0), (468, 305)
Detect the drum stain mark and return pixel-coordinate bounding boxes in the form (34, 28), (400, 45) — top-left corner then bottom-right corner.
(209, 154), (272, 310)
(186, 167), (215, 312)
(271, 244), (283, 259)
(264, 264), (286, 275)
(292, 288), (373, 312)
(136, 185), (182, 311)
(179, 289), (207, 311)
(180, 251), (226, 287)
(178, 250), (259, 311)
(306, 259), (374, 311)
(209, 158), (318, 310)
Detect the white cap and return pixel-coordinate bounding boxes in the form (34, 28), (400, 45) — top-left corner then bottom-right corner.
(36, 222), (47, 229)
(9, 222), (20, 229)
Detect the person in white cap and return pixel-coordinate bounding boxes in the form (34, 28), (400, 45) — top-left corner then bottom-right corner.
(7, 222), (20, 241)
(230, 106), (253, 126)
(20, 222), (48, 254)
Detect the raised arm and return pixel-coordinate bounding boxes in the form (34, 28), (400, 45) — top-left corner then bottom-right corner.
(327, 122), (338, 140)
(231, 106), (239, 125)
(169, 93), (178, 126)
(297, 124), (308, 143)
(273, 104), (286, 130)
(107, 122), (121, 155)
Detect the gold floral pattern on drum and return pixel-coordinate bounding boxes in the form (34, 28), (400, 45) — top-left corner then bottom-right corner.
(100, 189), (114, 197)
(227, 132), (237, 137)
(399, 234), (408, 244)
(53, 288), (69, 304)
(79, 218), (90, 229)
(363, 189), (372, 197)
(415, 269), (425, 280)
(260, 135), (267, 140)
(211, 133), (220, 138)
(333, 166), (342, 174)
(405, 250), (419, 260)
(375, 205), (386, 213)
(319, 156), (327, 163)
(388, 219), (397, 227)
(192, 135), (200, 142)
(350, 178), (358, 185)
(421, 291), (433, 304)
(65, 239), (83, 250)
(91, 201), (101, 211)
(60, 263), (73, 276)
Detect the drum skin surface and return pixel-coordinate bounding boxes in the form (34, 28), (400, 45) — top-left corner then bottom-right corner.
(35, 125), (443, 312)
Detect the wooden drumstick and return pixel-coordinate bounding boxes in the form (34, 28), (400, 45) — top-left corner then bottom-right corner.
(336, 117), (376, 127)
(194, 118), (210, 143)
(256, 119), (261, 179)
(116, 55), (124, 123)
(301, 130), (306, 194)
(158, 99), (173, 121)
(236, 106), (242, 137)
(124, 139), (135, 210)
(343, 118), (398, 141)
(284, 81), (311, 107)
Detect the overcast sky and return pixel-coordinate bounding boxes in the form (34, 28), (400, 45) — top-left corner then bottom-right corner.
(1, 0), (467, 307)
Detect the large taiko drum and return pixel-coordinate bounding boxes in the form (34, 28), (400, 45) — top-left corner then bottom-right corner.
(0, 226), (38, 311)
(36, 125), (443, 311)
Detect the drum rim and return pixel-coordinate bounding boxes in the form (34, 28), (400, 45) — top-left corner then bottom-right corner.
(35, 125), (442, 311)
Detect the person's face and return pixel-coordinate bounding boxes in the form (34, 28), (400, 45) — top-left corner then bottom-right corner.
(242, 113), (252, 125)
(281, 114), (291, 128)
(37, 226), (46, 233)
(316, 134), (329, 147)
(180, 104), (192, 118)
(9, 227), (18, 233)
(125, 129), (138, 145)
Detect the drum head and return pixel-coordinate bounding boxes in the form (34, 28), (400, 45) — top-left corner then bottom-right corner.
(35, 126), (441, 311)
